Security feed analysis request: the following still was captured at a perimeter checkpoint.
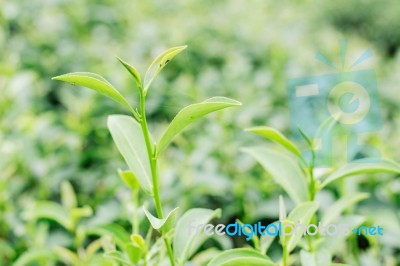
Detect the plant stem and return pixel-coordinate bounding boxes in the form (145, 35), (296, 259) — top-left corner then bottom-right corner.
(308, 149), (316, 201)
(139, 90), (163, 218)
(282, 244), (288, 266)
(138, 89), (175, 266)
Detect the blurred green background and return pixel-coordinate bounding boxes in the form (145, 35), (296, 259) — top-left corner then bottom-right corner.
(1, 0), (400, 265)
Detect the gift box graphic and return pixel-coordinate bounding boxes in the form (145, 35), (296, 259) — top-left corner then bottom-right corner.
(286, 46), (382, 167)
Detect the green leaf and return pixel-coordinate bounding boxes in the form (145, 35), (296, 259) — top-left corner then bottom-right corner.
(260, 221), (278, 254)
(104, 250), (133, 266)
(53, 246), (80, 266)
(52, 72), (134, 113)
(143, 45), (187, 93)
(158, 97), (241, 155)
(61, 181), (77, 210)
(118, 169), (140, 191)
(321, 159), (400, 188)
(300, 249), (331, 266)
(242, 147), (309, 205)
(173, 208), (221, 264)
(321, 193), (369, 226)
(23, 201), (71, 230)
(143, 207), (179, 233)
(320, 215), (365, 254)
(13, 249), (57, 266)
(207, 248), (275, 266)
(87, 224), (130, 250)
(286, 201), (319, 252)
(246, 127), (301, 157)
(108, 115), (152, 194)
(124, 243), (142, 264)
(117, 57), (142, 88)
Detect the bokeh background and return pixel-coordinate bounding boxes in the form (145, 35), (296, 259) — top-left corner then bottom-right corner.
(1, 0), (400, 265)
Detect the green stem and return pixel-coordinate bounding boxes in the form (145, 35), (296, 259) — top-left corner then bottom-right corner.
(139, 91), (163, 218)
(308, 149), (316, 201)
(138, 89), (175, 266)
(282, 244), (288, 266)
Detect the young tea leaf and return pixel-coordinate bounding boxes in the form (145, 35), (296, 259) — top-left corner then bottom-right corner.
(321, 159), (400, 188)
(286, 201), (319, 252)
(143, 207), (179, 234)
(52, 72), (134, 113)
(300, 249), (331, 266)
(173, 208), (221, 264)
(246, 126), (301, 157)
(321, 193), (369, 226)
(157, 97), (241, 155)
(207, 248), (274, 266)
(117, 57), (142, 89)
(242, 147), (309, 205)
(61, 181), (77, 210)
(143, 46), (187, 93)
(108, 115), (153, 194)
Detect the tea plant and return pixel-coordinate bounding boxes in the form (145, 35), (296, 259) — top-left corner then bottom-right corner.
(51, 46), (245, 265)
(242, 125), (400, 266)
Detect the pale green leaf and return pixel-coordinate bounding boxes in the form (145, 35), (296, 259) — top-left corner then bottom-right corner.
(118, 169), (140, 191)
(124, 243), (142, 264)
(52, 72), (134, 113)
(286, 201), (319, 252)
(260, 221), (278, 254)
(321, 193), (369, 226)
(117, 57), (142, 88)
(143, 207), (179, 233)
(173, 208), (221, 264)
(143, 46), (187, 93)
(321, 159), (400, 188)
(207, 248), (275, 266)
(53, 246), (80, 266)
(246, 127), (301, 157)
(13, 249), (57, 266)
(158, 97), (241, 155)
(61, 181), (77, 210)
(320, 215), (365, 254)
(87, 224), (130, 251)
(108, 115), (152, 194)
(104, 250), (133, 266)
(242, 147), (309, 205)
(23, 201), (71, 230)
(300, 249), (331, 266)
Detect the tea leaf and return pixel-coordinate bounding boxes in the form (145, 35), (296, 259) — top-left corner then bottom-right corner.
(118, 170), (140, 191)
(143, 46), (187, 93)
(319, 215), (365, 254)
(87, 224), (130, 251)
(143, 207), (179, 234)
(321, 193), (369, 226)
(242, 147), (309, 205)
(104, 250), (133, 266)
(321, 159), (400, 188)
(286, 201), (319, 252)
(246, 126), (301, 157)
(53, 246), (80, 265)
(300, 249), (331, 266)
(108, 115), (153, 194)
(52, 72), (134, 113)
(13, 249), (57, 266)
(24, 201), (71, 230)
(117, 57), (142, 89)
(158, 97), (241, 155)
(260, 221), (278, 254)
(174, 208), (221, 264)
(207, 248), (274, 266)
(124, 243), (142, 264)
(61, 181), (77, 210)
